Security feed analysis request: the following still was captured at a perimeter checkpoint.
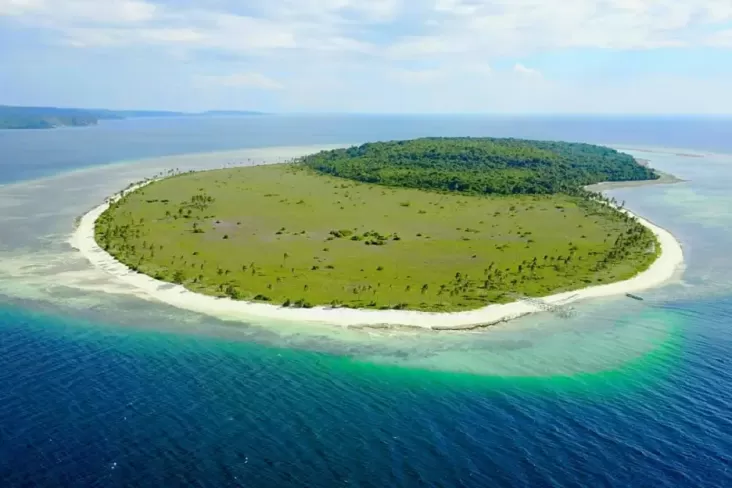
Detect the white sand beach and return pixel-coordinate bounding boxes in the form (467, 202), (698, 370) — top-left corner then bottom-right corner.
(69, 177), (685, 330)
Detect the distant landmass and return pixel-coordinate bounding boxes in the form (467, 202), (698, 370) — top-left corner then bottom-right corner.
(0, 105), (265, 129)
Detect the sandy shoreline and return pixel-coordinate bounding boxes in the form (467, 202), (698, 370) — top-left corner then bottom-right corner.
(69, 176), (685, 330)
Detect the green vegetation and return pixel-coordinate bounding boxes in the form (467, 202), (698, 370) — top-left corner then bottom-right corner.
(301, 137), (658, 195)
(0, 105), (265, 130)
(0, 106), (104, 129)
(96, 159), (659, 312)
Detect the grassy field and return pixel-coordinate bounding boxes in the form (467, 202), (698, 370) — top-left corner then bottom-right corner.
(96, 164), (658, 312)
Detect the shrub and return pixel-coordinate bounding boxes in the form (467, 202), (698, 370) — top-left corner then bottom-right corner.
(172, 270), (185, 284)
(226, 286), (241, 299)
(329, 229), (354, 238)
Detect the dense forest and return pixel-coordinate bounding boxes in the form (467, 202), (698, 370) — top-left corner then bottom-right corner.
(300, 138), (658, 195)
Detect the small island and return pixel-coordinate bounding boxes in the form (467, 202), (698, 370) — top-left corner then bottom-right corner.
(89, 138), (672, 320)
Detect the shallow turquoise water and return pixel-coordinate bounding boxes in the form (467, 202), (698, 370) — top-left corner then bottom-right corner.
(1, 117), (731, 486)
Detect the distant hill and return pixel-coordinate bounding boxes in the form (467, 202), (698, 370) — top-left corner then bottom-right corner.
(0, 106), (107, 129)
(0, 105), (266, 129)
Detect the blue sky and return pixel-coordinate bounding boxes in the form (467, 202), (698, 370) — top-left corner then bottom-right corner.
(1, 0), (732, 114)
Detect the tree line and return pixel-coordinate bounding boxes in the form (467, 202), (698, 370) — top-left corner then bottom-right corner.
(300, 137), (658, 195)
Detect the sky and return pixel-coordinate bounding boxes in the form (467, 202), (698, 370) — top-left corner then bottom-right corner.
(1, 0), (732, 114)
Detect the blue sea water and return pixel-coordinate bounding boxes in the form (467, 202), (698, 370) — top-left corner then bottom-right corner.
(1, 116), (732, 487)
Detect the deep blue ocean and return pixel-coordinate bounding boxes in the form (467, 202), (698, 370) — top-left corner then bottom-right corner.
(1, 116), (731, 487)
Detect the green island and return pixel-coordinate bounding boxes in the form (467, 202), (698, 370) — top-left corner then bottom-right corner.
(0, 105), (264, 129)
(96, 138), (660, 312)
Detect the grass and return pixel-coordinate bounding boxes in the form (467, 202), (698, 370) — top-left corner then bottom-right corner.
(96, 164), (658, 312)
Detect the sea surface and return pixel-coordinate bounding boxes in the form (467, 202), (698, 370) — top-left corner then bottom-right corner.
(1, 116), (731, 487)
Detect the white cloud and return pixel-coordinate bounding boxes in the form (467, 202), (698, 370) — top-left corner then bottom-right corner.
(61, 27), (205, 48)
(389, 68), (444, 83)
(514, 63), (541, 77)
(387, 35), (467, 58)
(389, 0), (732, 58)
(0, 0), (44, 16)
(198, 73), (284, 90)
(705, 29), (732, 47)
(4, 0), (732, 58)
(3, 0), (732, 114)
(0, 0), (157, 23)
(273, 0), (401, 23)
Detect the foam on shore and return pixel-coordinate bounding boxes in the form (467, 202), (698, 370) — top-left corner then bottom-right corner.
(69, 179), (685, 330)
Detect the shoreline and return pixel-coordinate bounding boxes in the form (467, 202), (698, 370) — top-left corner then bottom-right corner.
(69, 175), (685, 331)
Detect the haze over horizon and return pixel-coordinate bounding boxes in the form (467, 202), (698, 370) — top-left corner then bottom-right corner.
(2, 0), (732, 115)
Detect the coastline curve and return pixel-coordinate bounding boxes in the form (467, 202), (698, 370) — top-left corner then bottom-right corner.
(69, 178), (685, 330)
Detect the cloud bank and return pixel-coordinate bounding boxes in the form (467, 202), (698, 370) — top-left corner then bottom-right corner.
(1, 0), (731, 112)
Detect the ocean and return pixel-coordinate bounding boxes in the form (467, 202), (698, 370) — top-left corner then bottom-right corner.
(0, 116), (731, 487)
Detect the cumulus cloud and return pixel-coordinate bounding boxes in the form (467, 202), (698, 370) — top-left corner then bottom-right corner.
(3, 0), (732, 57)
(389, 0), (732, 57)
(2, 0), (732, 112)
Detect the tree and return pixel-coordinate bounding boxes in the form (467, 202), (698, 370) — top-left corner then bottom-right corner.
(172, 270), (185, 284)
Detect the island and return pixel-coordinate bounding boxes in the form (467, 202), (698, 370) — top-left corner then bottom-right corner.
(0, 105), (265, 129)
(76, 138), (684, 329)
